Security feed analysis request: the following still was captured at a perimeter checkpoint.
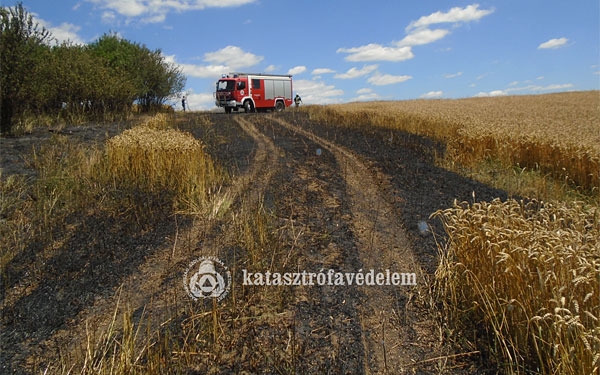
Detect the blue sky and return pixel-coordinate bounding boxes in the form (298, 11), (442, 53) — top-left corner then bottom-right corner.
(7, 0), (600, 110)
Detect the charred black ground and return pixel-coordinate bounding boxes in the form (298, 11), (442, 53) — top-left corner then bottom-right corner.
(0, 111), (509, 374)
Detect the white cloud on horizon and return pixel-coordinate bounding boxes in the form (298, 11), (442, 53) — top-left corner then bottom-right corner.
(334, 65), (378, 79)
(475, 90), (507, 97)
(183, 92), (215, 111)
(537, 37), (569, 49)
(350, 88), (381, 102)
(367, 72), (412, 86)
(293, 79), (344, 104)
(475, 83), (574, 97)
(420, 91), (443, 99)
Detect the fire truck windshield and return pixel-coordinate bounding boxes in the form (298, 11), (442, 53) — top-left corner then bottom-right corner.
(216, 80), (235, 91)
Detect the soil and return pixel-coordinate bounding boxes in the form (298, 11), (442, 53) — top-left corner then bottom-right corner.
(0, 111), (508, 374)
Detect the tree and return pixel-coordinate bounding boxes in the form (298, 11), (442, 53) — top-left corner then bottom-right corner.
(135, 47), (185, 111)
(0, 2), (52, 134)
(89, 33), (185, 112)
(1, 10), (186, 132)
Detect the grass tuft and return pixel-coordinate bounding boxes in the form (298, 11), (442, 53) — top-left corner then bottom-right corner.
(105, 116), (220, 213)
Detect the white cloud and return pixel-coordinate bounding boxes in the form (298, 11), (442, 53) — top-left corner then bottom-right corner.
(334, 65), (378, 79)
(529, 83), (574, 91)
(443, 71), (463, 79)
(350, 89), (381, 102)
(34, 15), (86, 45)
(406, 4), (494, 32)
(288, 66), (307, 75)
(367, 72), (412, 86)
(475, 90), (507, 97)
(293, 79), (344, 104)
(264, 65), (278, 73)
(508, 83), (574, 93)
(312, 68), (336, 75)
(420, 91), (443, 99)
(49, 22), (85, 45)
(337, 4), (492, 64)
(179, 63), (229, 78)
(204, 46), (263, 69)
(337, 44), (414, 62)
(537, 37), (569, 49)
(475, 83), (574, 97)
(396, 28), (449, 47)
(86, 0), (256, 23)
(166, 46), (262, 78)
(98, 0), (146, 17)
(184, 92), (216, 111)
(101, 11), (116, 23)
(141, 13), (166, 24)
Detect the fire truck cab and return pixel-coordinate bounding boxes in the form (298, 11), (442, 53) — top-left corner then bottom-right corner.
(215, 73), (293, 113)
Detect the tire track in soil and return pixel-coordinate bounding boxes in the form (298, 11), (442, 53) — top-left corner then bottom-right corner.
(254, 116), (367, 374)
(26, 116), (282, 373)
(267, 116), (440, 374)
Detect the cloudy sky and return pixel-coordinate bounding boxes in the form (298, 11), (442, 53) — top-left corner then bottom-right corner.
(9, 0), (600, 110)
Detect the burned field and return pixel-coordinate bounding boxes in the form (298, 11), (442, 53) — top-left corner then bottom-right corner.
(1, 92), (598, 374)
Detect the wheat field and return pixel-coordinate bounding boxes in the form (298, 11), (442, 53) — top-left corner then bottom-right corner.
(308, 91), (600, 196)
(433, 199), (599, 374)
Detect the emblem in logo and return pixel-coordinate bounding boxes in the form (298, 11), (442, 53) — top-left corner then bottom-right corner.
(183, 256), (231, 301)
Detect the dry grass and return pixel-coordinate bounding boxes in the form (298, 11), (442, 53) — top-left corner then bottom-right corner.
(69, 202), (297, 375)
(1, 134), (106, 282)
(307, 91), (600, 198)
(106, 114), (221, 212)
(433, 199), (600, 374)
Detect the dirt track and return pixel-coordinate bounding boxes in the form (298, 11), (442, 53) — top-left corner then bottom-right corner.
(0, 112), (509, 374)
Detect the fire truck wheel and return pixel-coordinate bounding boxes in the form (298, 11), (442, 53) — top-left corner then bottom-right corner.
(244, 100), (254, 113)
(275, 101), (285, 112)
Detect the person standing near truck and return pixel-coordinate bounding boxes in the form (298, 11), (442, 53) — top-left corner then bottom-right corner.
(294, 94), (302, 107)
(182, 95), (187, 112)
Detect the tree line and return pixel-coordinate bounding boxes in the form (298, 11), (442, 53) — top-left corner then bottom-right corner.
(0, 3), (186, 134)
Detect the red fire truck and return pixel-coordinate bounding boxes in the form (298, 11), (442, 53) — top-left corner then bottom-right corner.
(215, 73), (293, 113)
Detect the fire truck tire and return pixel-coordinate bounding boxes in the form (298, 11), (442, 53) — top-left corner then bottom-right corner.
(244, 100), (254, 113)
(275, 101), (285, 112)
